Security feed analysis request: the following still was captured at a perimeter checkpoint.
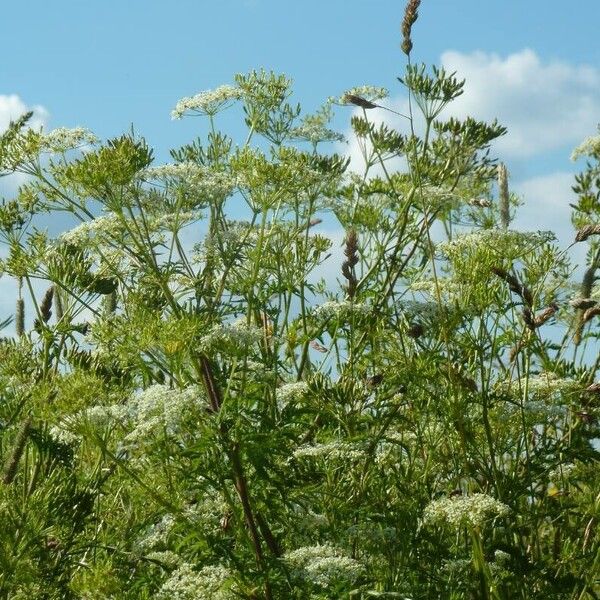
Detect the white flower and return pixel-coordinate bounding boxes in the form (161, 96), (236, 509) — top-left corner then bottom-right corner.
(41, 127), (98, 152)
(171, 85), (242, 119)
(124, 384), (205, 446)
(135, 514), (176, 551)
(292, 441), (366, 462)
(571, 133), (600, 161)
(143, 163), (237, 200)
(146, 550), (182, 568)
(438, 229), (555, 262)
(276, 381), (309, 406)
(493, 550), (511, 566)
(283, 544), (364, 587)
(548, 462), (576, 482)
(198, 320), (263, 354)
(49, 424), (81, 446)
(312, 300), (370, 323)
(521, 372), (577, 397)
(291, 106), (343, 144)
(156, 563), (234, 600)
(423, 493), (510, 529)
(59, 214), (123, 246)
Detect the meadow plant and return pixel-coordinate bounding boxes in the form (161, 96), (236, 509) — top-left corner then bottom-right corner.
(0, 3), (598, 599)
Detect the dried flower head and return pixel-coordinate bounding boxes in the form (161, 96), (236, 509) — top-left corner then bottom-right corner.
(2, 418), (32, 485)
(342, 94), (378, 110)
(583, 305), (600, 323)
(401, 0), (421, 55)
(40, 286), (54, 323)
(569, 297), (597, 310)
(498, 163), (510, 228)
(342, 228), (359, 298)
(575, 224), (600, 243)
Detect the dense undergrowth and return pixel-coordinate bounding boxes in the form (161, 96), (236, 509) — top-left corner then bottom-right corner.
(0, 3), (598, 598)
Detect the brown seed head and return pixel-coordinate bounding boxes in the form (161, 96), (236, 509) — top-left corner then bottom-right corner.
(498, 163), (510, 228)
(343, 94), (378, 110)
(585, 382), (600, 394)
(40, 286), (54, 323)
(406, 322), (424, 338)
(569, 297), (597, 310)
(310, 340), (328, 353)
(533, 303), (558, 327)
(575, 224), (600, 243)
(401, 0), (421, 55)
(583, 306), (600, 323)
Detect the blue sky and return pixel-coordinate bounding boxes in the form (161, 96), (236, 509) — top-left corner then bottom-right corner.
(1, 0), (599, 243)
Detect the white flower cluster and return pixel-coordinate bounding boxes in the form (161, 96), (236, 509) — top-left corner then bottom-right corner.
(571, 133), (600, 161)
(148, 209), (204, 232)
(438, 229), (555, 262)
(493, 550), (511, 566)
(291, 121), (344, 144)
(197, 221), (259, 261)
(156, 563), (234, 600)
(143, 163), (238, 199)
(49, 424), (81, 446)
(283, 544), (364, 588)
(423, 493), (510, 529)
(146, 550), (182, 568)
(276, 381), (309, 406)
(198, 320), (263, 355)
(59, 213), (124, 247)
(440, 558), (472, 578)
(548, 462), (576, 482)
(171, 85), (242, 119)
(292, 441), (366, 462)
(124, 384), (204, 446)
(520, 400), (568, 420)
(135, 514), (176, 551)
(409, 278), (463, 301)
(291, 107), (344, 144)
(400, 299), (448, 320)
(520, 372), (577, 397)
(331, 85), (389, 105)
(312, 300), (370, 323)
(41, 127), (98, 152)
(186, 494), (230, 537)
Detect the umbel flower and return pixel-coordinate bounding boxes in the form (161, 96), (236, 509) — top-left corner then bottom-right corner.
(283, 544), (364, 588)
(171, 85), (242, 118)
(156, 563), (234, 600)
(41, 127), (98, 152)
(423, 493), (510, 529)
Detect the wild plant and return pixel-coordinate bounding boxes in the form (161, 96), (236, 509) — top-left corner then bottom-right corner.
(0, 3), (598, 598)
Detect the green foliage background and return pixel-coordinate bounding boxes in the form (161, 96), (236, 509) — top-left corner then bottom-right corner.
(0, 7), (598, 598)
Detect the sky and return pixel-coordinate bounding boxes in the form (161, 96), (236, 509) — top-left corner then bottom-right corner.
(0, 0), (599, 298)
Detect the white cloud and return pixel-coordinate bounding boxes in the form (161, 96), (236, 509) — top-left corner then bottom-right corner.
(512, 171), (575, 237)
(439, 49), (600, 158)
(512, 171), (589, 269)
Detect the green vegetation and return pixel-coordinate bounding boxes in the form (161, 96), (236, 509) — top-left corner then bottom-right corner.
(0, 4), (598, 598)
